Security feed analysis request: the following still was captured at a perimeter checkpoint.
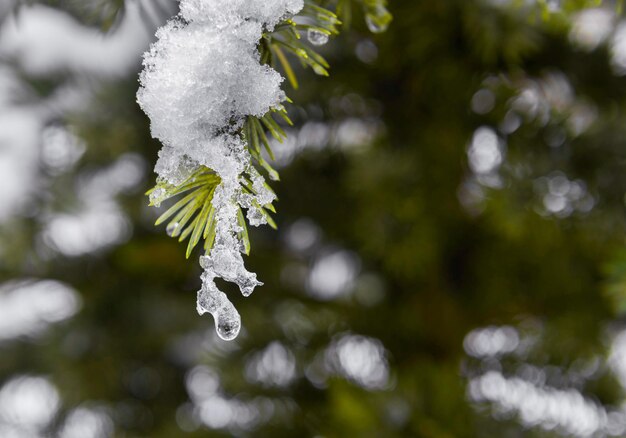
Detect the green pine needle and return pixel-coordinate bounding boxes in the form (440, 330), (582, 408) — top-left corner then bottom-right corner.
(147, 0), (392, 261)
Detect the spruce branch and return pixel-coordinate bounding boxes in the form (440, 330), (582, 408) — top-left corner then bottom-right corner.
(145, 0), (393, 272)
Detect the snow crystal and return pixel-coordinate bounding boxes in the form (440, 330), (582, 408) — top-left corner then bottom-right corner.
(179, 0), (304, 31)
(148, 187), (166, 207)
(138, 0), (301, 340)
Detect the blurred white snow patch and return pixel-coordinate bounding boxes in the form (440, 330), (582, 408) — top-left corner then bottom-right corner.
(196, 396), (235, 430)
(186, 366), (221, 404)
(0, 279), (80, 342)
(0, 0), (166, 226)
(0, 66), (25, 106)
(611, 22), (626, 75)
(469, 370), (626, 437)
(355, 39), (378, 64)
(0, 72), (92, 227)
(77, 153), (146, 200)
(284, 218), (321, 253)
(245, 341), (297, 388)
(486, 0), (560, 12)
(468, 127), (503, 175)
(271, 118), (382, 166)
(0, 376), (60, 433)
(0, 1), (15, 20)
(306, 249), (360, 300)
(471, 89), (496, 115)
(0, 110), (41, 223)
(0, 423), (38, 438)
(463, 325), (519, 358)
(59, 406), (114, 438)
(0, 1), (153, 77)
(184, 365), (284, 432)
(458, 179), (486, 215)
(609, 329), (626, 390)
(534, 172), (595, 218)
(41, 125), (86, 174)
(42, 153), (144, 257)
(567, 102), (597, 136)
(569, 8), (614, 51)
(334, 117), (379, 150)
(43, 202), (131, 257)
(325, 334), (390, 389)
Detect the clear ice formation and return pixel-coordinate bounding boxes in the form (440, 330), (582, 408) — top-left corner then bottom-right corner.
(137, 0), (304, 340)
(307, 29), (329, 46)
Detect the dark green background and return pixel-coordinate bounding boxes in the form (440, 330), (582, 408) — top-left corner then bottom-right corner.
(2, 0), (626, 437)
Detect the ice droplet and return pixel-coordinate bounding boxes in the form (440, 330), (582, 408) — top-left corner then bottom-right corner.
(149, 188), (166, 207)
(197, 278), (242, 341)
(216, 311), (241, 340)
(166, 222), (180, 237)
(365, 8), (391, 34)
(307, 29), (329, 46)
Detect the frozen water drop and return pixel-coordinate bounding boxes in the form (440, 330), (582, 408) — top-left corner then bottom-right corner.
(166, 222), (180, 237)
(307, 29), (329, 46)
(239, 274), (262, 297)
(365, 9), (391, 34)
(365, 16), (387, 33)
(215, 310), (241, 341)
(149, 188), (166, 207)
(197, 288), (219, 314)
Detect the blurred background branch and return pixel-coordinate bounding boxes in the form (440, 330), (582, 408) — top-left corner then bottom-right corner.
(1, 0), (626, 437)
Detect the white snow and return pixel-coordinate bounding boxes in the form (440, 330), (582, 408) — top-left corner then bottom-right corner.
(0, 1), (159, 77)
(137, 0), (304, 340)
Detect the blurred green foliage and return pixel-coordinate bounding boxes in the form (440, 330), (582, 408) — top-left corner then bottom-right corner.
(2, 0), (626, 437)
